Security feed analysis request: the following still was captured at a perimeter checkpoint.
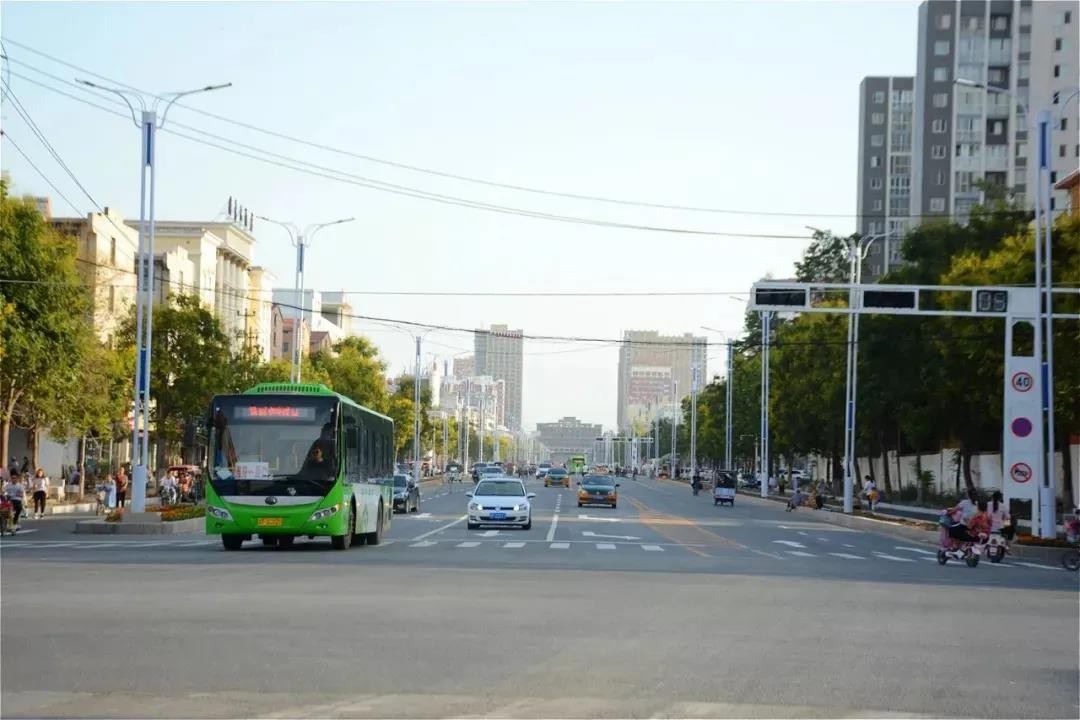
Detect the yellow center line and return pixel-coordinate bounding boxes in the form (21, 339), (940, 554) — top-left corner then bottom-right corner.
(627, 495), (751, 557)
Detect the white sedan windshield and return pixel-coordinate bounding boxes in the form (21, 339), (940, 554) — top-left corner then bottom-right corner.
(474, 481), (525, 497)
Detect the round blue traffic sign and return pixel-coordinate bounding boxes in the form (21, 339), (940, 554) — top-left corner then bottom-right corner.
(1011, 417), (1033, 438)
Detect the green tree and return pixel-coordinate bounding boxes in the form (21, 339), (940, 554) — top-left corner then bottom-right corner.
(119, 294), (235, 472)
(0, 182), (91, 465)
(311, 336), (388, 412)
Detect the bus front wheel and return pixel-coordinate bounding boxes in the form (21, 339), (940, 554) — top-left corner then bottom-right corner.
(222, 534), (244, 551)
(332, 505), (355, 550)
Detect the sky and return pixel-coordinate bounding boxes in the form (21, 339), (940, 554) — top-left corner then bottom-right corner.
(0, 0), (920, 431)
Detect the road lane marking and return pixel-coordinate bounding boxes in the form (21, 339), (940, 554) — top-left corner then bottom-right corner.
(413, 513), (432, 519)
(641, 544), (664, 552)
(843, 543), (857, 548)
(479, 530), (500, 537)
(456, 542), (481, 548)
(411, 514), (466, 541)
(797, 531), (808, 536)
(785, 550), (816, 558)
(503, 542), (525, 549)
(815, 537), (829, 542)
(577, 514), (620, 522)
(773, 540), (806, 549)
(582, 531), (640, 541)
(872, 552), (915, 562)
(1013, 561), (1062, 571)
(410, 540), (438, 548)
(546, 496), (561, 542)
(549, 542), (570, 549)
(596, 543), (616, 550)
(829, 552), (865, 560)
(895, 546), (936, 555)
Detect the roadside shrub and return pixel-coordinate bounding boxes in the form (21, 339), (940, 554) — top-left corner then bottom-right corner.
(105, 509), (124, 523)
(160, 505), (205, 522)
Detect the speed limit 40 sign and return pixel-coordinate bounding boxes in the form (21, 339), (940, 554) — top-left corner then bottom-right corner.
(1011, 371), (1033, 393)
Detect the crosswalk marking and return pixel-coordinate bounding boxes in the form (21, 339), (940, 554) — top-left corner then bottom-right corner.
(873, 552), (915, 563)
(456, 541), (480, 548)
(828, 552), (865, 560)
(786, 550), (816, 558)
(503, 542), (525, 549)
(596, 543), (616, 550)
(410, 540), (437, 548)
(895, 546), (936, 556)
(641, 545), (664, 552)
(549, 542), (570, 549)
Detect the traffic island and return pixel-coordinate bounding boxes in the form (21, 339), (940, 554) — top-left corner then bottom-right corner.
(75, 507), (205, 535)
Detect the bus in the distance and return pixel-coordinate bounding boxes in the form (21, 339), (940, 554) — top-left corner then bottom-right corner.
(204, 382), (394, 551)
(568, 454), (587, 474)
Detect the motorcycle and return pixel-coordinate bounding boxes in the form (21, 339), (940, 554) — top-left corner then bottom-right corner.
(1062, 514), (1080, 572)
(983, 527), (1013, 563)
(937, 511), (986, 567)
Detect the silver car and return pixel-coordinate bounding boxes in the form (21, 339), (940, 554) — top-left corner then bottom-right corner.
(467, 477), (535, 530)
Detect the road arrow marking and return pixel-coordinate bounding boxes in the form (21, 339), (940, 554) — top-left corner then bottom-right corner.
(785, 550), (816, 557)
(582, 531), (640, 541)
(773, 540), (807, 549)
(577, 514), (620, 523)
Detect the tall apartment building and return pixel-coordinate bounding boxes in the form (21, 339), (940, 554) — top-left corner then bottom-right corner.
(912, 1), (1080, 223)
(474, 325), (524, 431)
(536, 416), (603, 467)
(856, 76), (915, 279)
(616, 330), (707, 432)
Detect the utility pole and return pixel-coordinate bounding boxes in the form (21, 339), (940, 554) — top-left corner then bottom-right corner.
(760, 312), (772, 498)
(690, 364), (699, 480)
(725, 340), (734, 472)
(671, 379), (678, 478)
(463, 380), (472, 466)
(412, 337), (422, 484)
(78, 78), (230, 513)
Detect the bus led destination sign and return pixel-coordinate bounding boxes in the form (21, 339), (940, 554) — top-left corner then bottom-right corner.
(235, 406), (317, 421)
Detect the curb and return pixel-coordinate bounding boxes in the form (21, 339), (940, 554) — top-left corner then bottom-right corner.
(44, 503), (96, 515)
(75, 517), (204, 535)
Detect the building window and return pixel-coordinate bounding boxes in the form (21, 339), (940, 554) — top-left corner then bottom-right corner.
(1061, 145), (1068, 158)
(871, 134), (884, 147)
(1019, 34), (1031, 53)
(930, 198), (946, 212)
(282, 341), (290, 354)
(1055, 38), (1063, 51)
(1051, 171), (1058, 183)
(1061, 118), (1068, 131)
(871, 112), (885, 124)
(933, 67), (948, 82)
(931, 144), (947, 159)
(1066, 11), (1072, 24)
(870, 155), (881, 168)
(988, 67), (1006, 85)
(991, 15), (1009, 31)
(870, 178), (883, 190)
(872, 199), (883, 211)
(1053, 91), (1060, 104)
(108, 285), (115, 312)
(932, 118), (948, 134)
(934, 40), (951, 56)
(966, 16), (981, 31)
(1054, 64), (1061, 77)
(1050, 197), (1056, 211)
(991, 120), (1004, 135)
(1018, 62), (1030, 80)
(1016, 141), (1027, 158)
(937, 13), (952, 29)
(933, 92), (949, 108)
(873, 90), (885, 104)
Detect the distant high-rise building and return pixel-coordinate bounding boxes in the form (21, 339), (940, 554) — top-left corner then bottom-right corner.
(857, 76), (915, 279)
(453, 355), (475, 380)
(617, 331), (707, 432)
(536, 416), (602, 467)
(474, 325), (524, 431)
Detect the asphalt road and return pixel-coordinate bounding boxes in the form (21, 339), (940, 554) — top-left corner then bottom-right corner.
(2, 475), (1077, 719)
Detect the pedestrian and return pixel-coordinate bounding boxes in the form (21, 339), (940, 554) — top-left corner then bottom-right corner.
(8, 457), (18, 476)
(862, 476), (878, 512)
(20, 456), (30, 475)
(31, 468), (49, 519)
(3, 472), (26, 530)
(988, 490), (1011, 538)
(116, 467), (129, 509)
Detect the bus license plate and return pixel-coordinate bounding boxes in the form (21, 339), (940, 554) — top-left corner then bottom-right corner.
(257, 517), (284, 527)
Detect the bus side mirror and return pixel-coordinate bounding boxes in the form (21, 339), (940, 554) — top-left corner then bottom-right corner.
(345, 427), (358, 449)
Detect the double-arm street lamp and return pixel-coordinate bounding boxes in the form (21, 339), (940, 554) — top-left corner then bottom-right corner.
(77, 78), (230, 513)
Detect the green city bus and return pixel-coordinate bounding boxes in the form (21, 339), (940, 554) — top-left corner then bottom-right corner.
(204, 382), (395, 551)
(568, 454), (587, 474)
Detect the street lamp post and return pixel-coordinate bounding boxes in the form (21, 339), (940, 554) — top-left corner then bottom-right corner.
(689, 364), (699, 481)
(670, 380), (678, 478)
(256, 216), (354, 383)
(77, 78), (230, 513)
(759, 311), (772, 498)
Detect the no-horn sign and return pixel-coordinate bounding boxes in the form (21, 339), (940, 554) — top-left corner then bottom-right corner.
(1009, 462), (1033, 484)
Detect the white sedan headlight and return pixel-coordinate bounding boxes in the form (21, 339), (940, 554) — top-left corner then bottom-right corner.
(514, 503), (529, 511)
(468, 502), (482, 511)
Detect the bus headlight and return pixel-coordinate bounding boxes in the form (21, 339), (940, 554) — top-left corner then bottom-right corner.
(207, 506), (233, 521)
(309, 504), (340, 522)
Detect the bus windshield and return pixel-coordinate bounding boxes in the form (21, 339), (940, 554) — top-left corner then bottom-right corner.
(209, 395), (339, 497)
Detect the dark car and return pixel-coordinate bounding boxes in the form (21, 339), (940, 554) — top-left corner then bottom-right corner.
(578, 474), (619, 508)
(392, 474), (420, 513)
(545, 467), (570, 488)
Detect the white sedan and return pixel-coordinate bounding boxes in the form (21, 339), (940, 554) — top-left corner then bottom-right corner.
(466, 478), (535, 530)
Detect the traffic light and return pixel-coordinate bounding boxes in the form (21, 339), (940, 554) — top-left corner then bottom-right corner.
(863, 289), (917, 309)
(754, 287), (806, 308)
(975, 290), (1008, 313)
